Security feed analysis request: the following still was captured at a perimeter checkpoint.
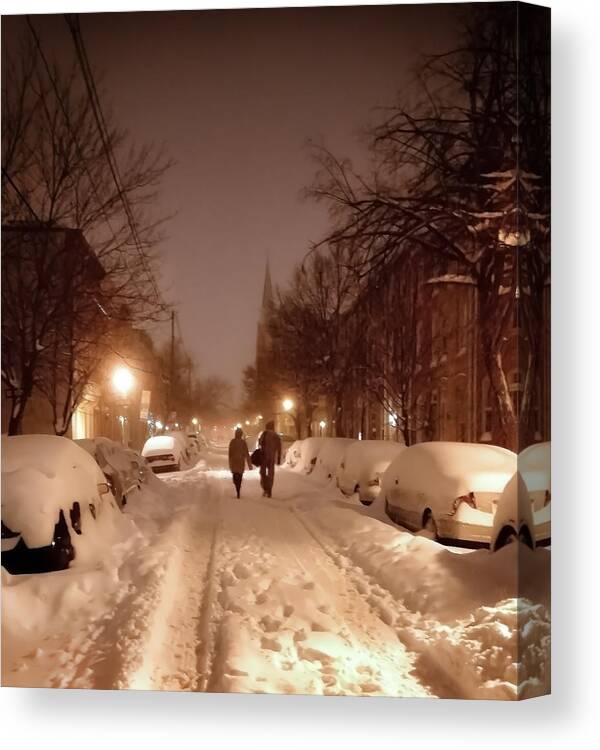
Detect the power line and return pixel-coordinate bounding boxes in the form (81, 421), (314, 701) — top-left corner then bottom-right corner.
(63, 13), (166, 312)
(24, 15), (124, 261)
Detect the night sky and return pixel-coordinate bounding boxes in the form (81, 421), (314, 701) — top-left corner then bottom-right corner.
(2, 5), (460, 399)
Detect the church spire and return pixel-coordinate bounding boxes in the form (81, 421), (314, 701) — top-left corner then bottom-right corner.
(261, 259), (273, 310)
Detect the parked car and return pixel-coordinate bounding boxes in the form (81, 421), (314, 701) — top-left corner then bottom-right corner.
(383, 441), (517, 546)
(170, 430), (196, 463)
(285, 440), (303, 468)
(75, 437), (144, 507)
(187, 432), (202, 452)
(295, 437), (328, 474)
(337, 439), (405, 505)
(2, 435), (125, 574)
(313, 438), (356, 482)
(142, 435), (184, 473)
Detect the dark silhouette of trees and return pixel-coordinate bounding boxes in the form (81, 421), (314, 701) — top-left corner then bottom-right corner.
(2, 36), (173, 434)
(308, 4), (549, 449)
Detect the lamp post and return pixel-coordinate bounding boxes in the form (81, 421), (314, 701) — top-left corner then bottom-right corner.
(112, 366), (134, 445)
(282, 397), (302, 439)
(319, 419), (327, 437)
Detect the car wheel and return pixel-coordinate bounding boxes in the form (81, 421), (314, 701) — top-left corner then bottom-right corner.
(493, 525), (519, 551)
(519, 525), (534, 550)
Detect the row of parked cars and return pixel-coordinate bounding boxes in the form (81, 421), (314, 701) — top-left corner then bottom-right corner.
(1, 429), (210, 575)
(285, 436), (551, 551)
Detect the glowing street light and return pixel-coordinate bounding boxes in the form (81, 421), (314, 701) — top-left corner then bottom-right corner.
(245, 420), (250, 425)
(282, 398), (294, 412)
(112, 366), (134, 398)
(192, 417), (198, 426)
(319, 419), (327, 436)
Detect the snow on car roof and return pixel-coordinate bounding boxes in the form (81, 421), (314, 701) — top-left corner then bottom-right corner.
(385, 441), (516, 496)
(142, 435), (178, 455)
(1, 434), (106, 549)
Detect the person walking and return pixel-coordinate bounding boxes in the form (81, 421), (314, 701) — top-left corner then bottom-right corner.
(228, 427), (252, 499)
(258, 420), (282, 498)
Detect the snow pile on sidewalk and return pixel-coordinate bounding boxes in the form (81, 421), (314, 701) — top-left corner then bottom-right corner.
(295, 495), (550, 699)
(1, 465), (185, 688)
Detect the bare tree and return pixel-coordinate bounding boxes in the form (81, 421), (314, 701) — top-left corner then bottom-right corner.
(270, 246), (358, 437)
(308, 5), (549, 449)
(2, 35), (173, 434)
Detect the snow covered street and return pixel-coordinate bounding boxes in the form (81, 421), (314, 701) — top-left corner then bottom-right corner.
(2, 447), (550, 699)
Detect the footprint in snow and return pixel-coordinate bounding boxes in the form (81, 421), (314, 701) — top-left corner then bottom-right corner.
(260, 614), (282, 632)
(261, 636), (282, 652)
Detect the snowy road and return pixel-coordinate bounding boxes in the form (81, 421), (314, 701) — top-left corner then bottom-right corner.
(2, 448), (551, 698)
(122, 463), (431, 697)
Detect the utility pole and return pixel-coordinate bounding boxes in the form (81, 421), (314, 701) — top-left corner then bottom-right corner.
(168, 310), (175, 418)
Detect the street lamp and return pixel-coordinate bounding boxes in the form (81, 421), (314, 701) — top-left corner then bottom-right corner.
(112, 366), (134, 445)
(112, 366), (134, 398)
(282, 398), (294, 412)
(192, 417), (198, 426)
(319, 419), (327, 436)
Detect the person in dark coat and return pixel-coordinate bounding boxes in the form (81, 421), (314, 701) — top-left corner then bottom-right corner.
(228, 427), (252, 498)
(258, 420), (282, 498)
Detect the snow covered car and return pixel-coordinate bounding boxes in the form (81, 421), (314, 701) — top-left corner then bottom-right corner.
(519, 441), (551, 545)
(490, 471), (536, 551)
(187, 432), (202, 454)
(2, 435), (124, 574)
(382, 441), (517, 545)
(337, 439), (405, 505)
(75, 437), (144, 508)
(312, 438), (356, 482)
(142, 435), (184, 473)
(294, 437), (328, 474)
(285, 440), (303, 468)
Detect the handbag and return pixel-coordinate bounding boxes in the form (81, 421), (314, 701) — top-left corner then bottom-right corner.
(250, 447), (264, 467)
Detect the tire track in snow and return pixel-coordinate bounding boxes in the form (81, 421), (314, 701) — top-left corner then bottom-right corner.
(288, 503), (467, 698)
(203, 487), (431, 697)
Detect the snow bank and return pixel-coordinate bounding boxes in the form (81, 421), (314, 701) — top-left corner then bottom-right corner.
(296, 498), (550, 699)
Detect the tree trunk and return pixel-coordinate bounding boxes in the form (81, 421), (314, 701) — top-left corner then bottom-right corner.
(483, 346), (518, 451)
(7, 373), (34, 435)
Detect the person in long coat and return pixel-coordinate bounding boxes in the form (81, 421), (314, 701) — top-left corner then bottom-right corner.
(228, 427), (252, 498)
(258, 420), (282, 498)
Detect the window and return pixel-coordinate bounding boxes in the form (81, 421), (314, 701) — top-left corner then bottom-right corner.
(458, 297), (469, 352)
(481, 379), (493, 440)
(455, 383), (467, 441)
(430, 391), (439, 440)
(415, 393), (426, 443)
(70, 502), (82, 535)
